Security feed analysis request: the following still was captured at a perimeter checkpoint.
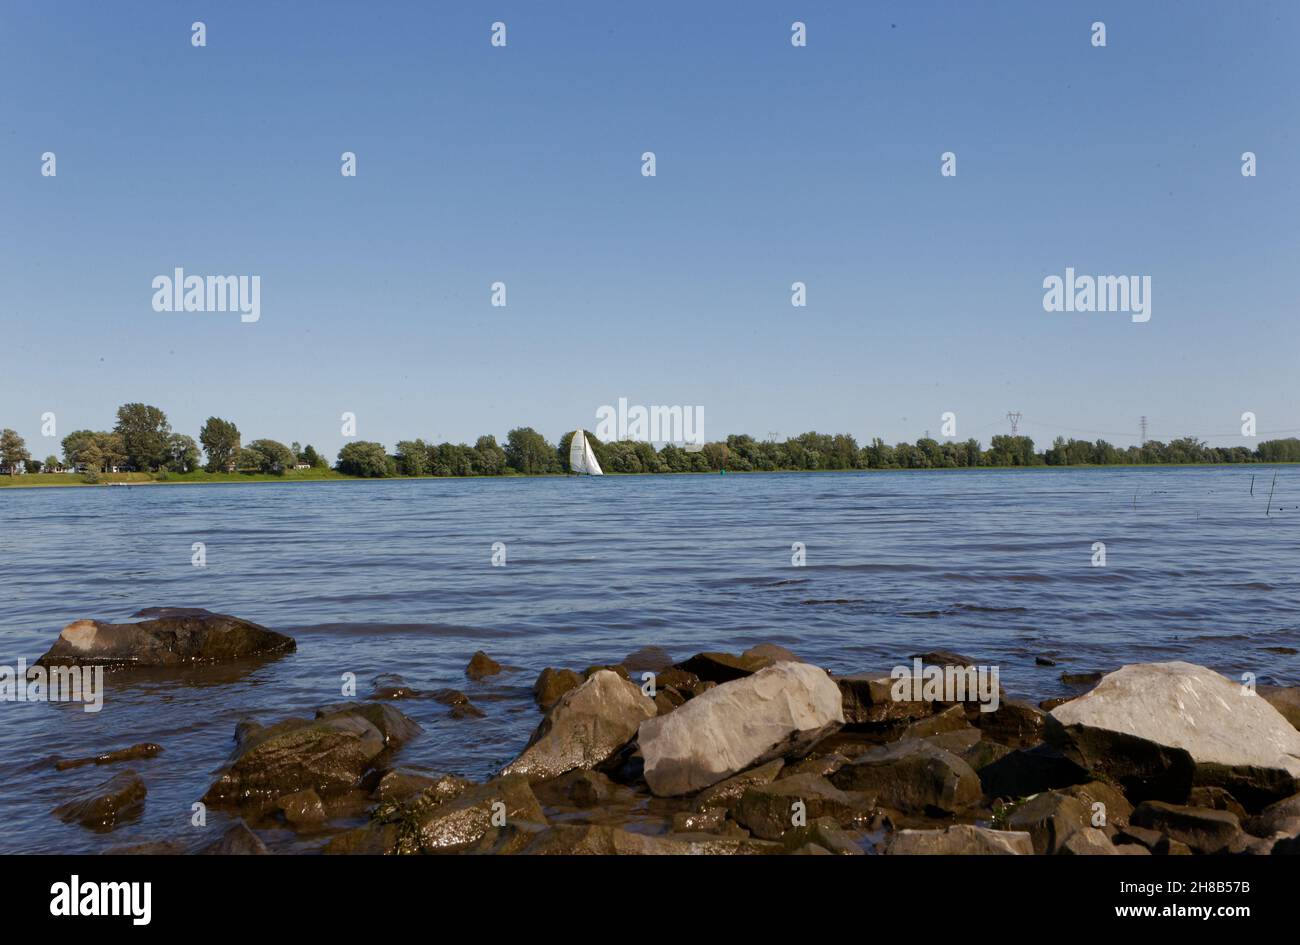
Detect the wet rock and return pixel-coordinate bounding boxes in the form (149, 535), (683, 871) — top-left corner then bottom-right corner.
(199, 820), (269, 855)
(465, 650), (502, 681)
(380, 774), (546, 854)
(977, 744), (1090, 798)
(1259, 685), (1300, 731)
(972, 699), (1045, 748)
(501, 670), (656, 781)
(886, 824), (1033, 855)
(1036, 656), (1058, 667)
(316, 702), (421, 749)
(234, 718), (263, 744)
(372, 770), (472, 804)
(830, 740), (980, 815)
(1048, 662), (1300, 807)
(781, 816), (864, 855)
(671, 807), (731, 833)
(35, 610), (295, 669)
(692, 759), (785, 811)
(450, 702), (486, 720)
(425, 689), (486, 718)
(1244, 792), (1300, 838)
(1039, 697), (1071, 712)
(52, 770), (146, 831)
(370, 673), (421, 699)
(1061, 671), (1104, 687)
(742, 643), (802, 664)
(102, 840), (185, 855)
(789, 842), (834, 855)
(782, 752), (851, 780)
(622, 646), (674, 673)
(1059, 826), (1123, 855)
(203, 714), (386, 804)
(1005, 791), (1091, 854)
(674, 651), (773, 684)
(533, 667), (582, 709)
(276, 788), (327, 826)
(655, 667), (704, 694)
(54, 743), (162, 771)
(1131, 800), (1244, 854)
(639, 662), (844, 796)
(898, 704), (972, 740)
(534, 769), (616, 809)
(735, 773), (870, 840)
(909, 650), (979, 667)
(323, 822), (401, 855)
(836, 672), (934, 724)
(520, 823), (779, 855)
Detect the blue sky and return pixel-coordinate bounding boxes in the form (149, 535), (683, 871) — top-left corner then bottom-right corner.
(2, 1), (1297, 459)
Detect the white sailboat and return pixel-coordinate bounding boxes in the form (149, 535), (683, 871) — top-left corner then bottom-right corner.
(568, 429), (604, 476)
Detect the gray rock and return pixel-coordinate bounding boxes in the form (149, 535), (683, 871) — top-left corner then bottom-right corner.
(1048, 662), (1300, 807)
(36, 610), (294, 669)
(315, 702), (421, 749)
(639, 662), (844, 796)
(886, 824), (1033, 855)
(501, 670), (656, 781)
(1006, 791), (1091, 854)
(831, 739), (981, 814)
(1058, 826), (1123, 855)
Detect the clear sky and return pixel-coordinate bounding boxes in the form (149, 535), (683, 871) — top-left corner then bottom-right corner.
(2, 1), (1297, 461)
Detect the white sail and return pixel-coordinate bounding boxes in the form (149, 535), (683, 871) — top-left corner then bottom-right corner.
(569, 429), (603, 476)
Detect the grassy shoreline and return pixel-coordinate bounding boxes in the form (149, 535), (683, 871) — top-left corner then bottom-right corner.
(1, 462), (1296, 491)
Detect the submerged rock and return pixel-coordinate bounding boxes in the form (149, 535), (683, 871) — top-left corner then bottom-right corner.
(52, 770), (146, 831)
(886, 824), (1033, 855)
(465, 650), (502, 681)
(316, 702), (421, 749)
(199, 820), (269, 855)
(54, 743), (162, 771)
(1048, 662), (1300, 807)
(35, 610), (294, 668)
(830, 740), (981, 815)
(621, 646), (674, 673)
(639, 662), (844, 796)
(501, 670), (656, 781)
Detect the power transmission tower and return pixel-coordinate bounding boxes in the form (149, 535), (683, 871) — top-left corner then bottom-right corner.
(1006, 411), (1022, 436)
(1139, 416), (1148, 446)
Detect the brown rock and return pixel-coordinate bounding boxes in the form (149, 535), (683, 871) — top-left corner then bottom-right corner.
(465, 650), (502, 681)
(533, 667), (582, 709)
(52, 770), (146, 832)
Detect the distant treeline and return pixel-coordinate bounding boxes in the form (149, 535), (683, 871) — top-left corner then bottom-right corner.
(2, 403), (1298, 480)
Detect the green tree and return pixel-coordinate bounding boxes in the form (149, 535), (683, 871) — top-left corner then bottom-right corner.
(200, 417), (241, 472)
(395, 439), (429, 476)
(246, 438), (296, 474)
(0, 429), (30, 475)
(336, 441), (393, 477)
(505, 427), (558, 474)
(165, 434), (201, 473)
(114, 403), (172, 471)
(44, 454), (59, 471)
(473, 435), (507, 475)
(301, 444), (327, 468)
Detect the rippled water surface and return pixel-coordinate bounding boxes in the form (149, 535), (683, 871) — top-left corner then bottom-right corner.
(1, 468), (1297, 852)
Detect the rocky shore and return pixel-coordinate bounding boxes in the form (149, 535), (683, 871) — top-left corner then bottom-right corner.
(34, 611), (1300, 855)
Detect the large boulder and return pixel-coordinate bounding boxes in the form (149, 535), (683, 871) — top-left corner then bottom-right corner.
(830, 739), (981, 815)
(35, 609), (295, 668)
(1048, 662), (1300, 807)
(638, 662), (844, 796)
(1005, 791), (1092, 854)
(203, 713), (388, 804)
(1130, 801), (1244, 855)
(501, 670), (656, 781)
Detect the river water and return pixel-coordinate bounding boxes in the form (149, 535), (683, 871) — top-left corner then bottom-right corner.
(1, 467), (1296, 852)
